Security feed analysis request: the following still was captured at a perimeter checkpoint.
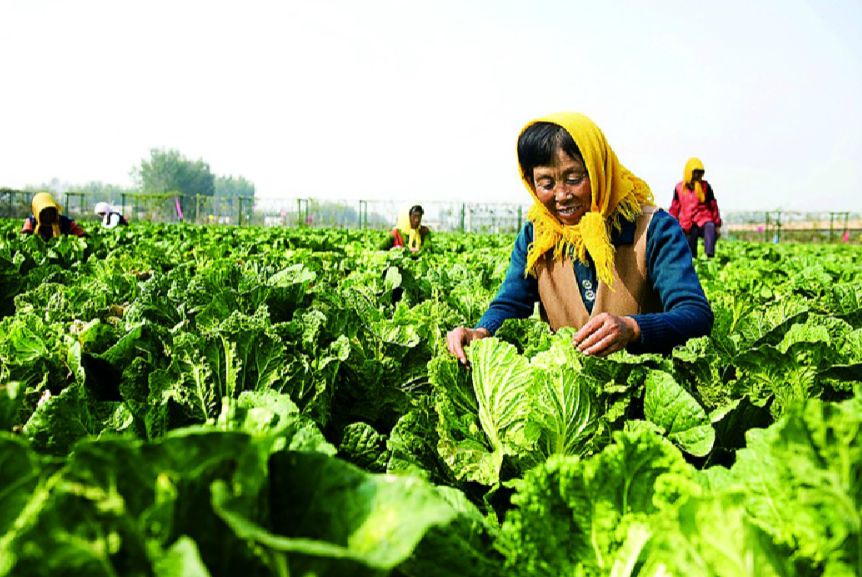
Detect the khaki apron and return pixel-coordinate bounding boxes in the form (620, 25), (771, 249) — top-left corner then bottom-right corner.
(536, 206), (663, 331)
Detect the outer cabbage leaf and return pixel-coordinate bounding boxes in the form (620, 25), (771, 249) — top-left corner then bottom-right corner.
(216, 389), (336, 455)
(671, 336), (732, 410)
(616, 494), (793, 577)
(386, 399), (452, 483)
(470, 338), (532, 451)
(503, 429), (699, 577)
(338, 421), (390, 472)
(733, 344), (821, 418)
(213, 450), (505, 576)
(643, 371), (715, 457)
(22, 383), (135, 454)
(0, 430), (274, 577)
(153, 536), (212, 577)
(727, 396), (862, 574)
(433, 339), (531, 485)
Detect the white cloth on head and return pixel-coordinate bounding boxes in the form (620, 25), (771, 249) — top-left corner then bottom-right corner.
(94, 202), (122, 228)
(103, 213), (123, 229)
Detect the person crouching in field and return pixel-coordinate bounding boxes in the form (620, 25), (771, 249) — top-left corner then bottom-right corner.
(447, 112), (713, 360)
(94, 202), (130, 229)
(669, 158), (722, 258)
(21, 192), (88, 240)
(380, 204), (431, 252)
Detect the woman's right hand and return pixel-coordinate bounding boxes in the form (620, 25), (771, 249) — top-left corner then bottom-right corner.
(446, 327), (491, 365)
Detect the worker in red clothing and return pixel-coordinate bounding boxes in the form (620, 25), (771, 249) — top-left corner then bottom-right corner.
(669, 158), (721, 258)
(380, 204), (432, 252)
(21, 192), (88, 240)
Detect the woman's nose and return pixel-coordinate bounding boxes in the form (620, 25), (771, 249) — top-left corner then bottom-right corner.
(554, 185), (572, 200)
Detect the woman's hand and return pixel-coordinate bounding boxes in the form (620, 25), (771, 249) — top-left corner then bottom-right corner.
(446, 327), (491, 365)
(572, 314), (640, 357)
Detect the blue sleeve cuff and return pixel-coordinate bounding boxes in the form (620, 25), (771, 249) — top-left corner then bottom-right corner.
(629, 210), (714, 354)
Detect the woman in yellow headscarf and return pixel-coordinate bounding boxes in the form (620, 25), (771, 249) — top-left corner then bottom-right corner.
(669, 158), (722, 258)
(21, 192), (88, 240)
(447, 112), (712, 360)
(380, 204), (431, 252)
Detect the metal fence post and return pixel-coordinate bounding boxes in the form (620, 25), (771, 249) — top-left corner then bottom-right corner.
(460, 203), (466, 233)
(776, 211), (782, 243)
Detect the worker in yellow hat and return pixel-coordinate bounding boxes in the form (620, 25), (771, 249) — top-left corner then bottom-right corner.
(21, 192), (88, 240)
(669, 158), (722, 258)
(447, 112), (712, 360)
(380, 204), (431, 252)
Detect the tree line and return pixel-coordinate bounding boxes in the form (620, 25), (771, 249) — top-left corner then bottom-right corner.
(20, 149), (256, 219)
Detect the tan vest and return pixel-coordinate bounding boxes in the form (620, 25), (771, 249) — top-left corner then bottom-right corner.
(536, 206), (663, 331)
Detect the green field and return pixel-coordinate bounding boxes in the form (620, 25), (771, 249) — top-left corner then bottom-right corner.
(1, 220), (861, 576)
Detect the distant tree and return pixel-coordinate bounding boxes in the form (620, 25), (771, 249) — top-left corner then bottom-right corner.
(71, 181), (137, 197)
(209, 175), (256, 222)
(214, 175), (255, 198)
(133, 149), (215, 220)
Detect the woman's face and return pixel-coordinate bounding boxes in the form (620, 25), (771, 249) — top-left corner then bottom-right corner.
(531, 147), (592, 226)
(409, 211), (422, 229)
(39, 207), (59, 225)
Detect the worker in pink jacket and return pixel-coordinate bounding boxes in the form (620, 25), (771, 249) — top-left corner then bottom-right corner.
(669, 158), (722, 258)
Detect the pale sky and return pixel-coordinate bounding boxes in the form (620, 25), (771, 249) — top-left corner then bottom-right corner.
(2, 0), (861, 212)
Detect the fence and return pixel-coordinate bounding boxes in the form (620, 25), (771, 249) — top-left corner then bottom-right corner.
(722, 210), (862, 244)
(0, 189), (254, 226)
(2, 188), (860, 242)
(253, 198), (531, 234)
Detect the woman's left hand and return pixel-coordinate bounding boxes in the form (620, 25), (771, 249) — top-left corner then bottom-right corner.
(572, 313), (640, 357)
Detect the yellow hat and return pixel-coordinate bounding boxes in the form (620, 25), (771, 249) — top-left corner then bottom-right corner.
(521, 112), (655, 288)
(31, 192), (62, 238)
(683, 157), (706, 203)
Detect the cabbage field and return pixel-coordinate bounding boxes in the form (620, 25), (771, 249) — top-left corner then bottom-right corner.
(1, 220), (860, 577)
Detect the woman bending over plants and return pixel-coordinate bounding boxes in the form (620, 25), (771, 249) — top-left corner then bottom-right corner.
(21, 192), (88, 240)
(447, 112), (712, 360)
(380, 204), (431, 252)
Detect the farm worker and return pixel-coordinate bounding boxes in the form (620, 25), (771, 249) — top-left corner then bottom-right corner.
(94, 202), (129, 229)
(447, 112), (713, 360)
(21, 192), (88, 240)
(669, 158), (722, 258)
(380, 204), (431, 252)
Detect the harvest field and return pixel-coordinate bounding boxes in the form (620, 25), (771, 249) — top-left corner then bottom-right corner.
(1, 219), (861, 576)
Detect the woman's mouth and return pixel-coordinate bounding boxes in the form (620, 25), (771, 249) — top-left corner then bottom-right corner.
(556, 205), (580, 217)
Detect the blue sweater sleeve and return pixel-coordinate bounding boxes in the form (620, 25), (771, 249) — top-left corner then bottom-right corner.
(629, 210), (714, 354)
(475, 222), (539, 334)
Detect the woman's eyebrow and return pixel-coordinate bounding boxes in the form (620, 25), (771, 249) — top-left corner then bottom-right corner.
(564, 167), (587, 175)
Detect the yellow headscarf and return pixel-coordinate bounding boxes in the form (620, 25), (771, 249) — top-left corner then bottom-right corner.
(31, 192), (62, 238)
(683, 157), (706, 203)
(395, 204), (424, 250)
(522, 112), (655, 288)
